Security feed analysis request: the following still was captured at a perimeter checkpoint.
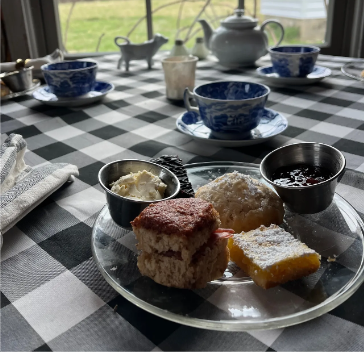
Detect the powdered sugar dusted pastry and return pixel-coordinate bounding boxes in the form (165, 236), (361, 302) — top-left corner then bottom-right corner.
(195, 171), (284, 233)
(228, 224), (321, 289)
(131, 198), (232, 289)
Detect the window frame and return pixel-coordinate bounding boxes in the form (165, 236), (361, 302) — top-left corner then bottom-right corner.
(2, 0), (364, 61)
(320, 0), (363, 57)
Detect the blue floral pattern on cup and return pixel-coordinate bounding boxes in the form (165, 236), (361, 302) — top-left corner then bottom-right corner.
(41, 61), (98, 97)
(269, 46), (320, 77)
(184, 82), (270, 137)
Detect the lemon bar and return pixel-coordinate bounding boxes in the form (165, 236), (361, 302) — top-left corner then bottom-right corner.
(228, 224), (321, 289)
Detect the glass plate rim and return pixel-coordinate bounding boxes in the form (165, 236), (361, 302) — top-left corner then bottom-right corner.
(92, 161), (364, 331)
(0, 79), (41, 100)
(341, 62), (364, 82)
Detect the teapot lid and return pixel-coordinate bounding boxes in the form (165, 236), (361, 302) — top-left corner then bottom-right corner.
(221, 9), (258, 29)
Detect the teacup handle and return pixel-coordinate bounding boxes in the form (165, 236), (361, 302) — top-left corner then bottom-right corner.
(183, 88), (199, 113)
(261, 20), (285, 50)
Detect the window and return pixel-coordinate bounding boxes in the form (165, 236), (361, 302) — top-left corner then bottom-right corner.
(59, 0), (147, 53)
(2, 0), (364, 60)
(56, 0), (331, 54)
(259, 0), (329, 46)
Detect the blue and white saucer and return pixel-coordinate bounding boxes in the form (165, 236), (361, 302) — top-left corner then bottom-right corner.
(176, 108), (288, 147)
(33, 81), (114, 107)
(256, 65), (331, 85)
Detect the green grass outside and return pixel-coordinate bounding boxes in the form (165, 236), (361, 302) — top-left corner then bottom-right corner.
(58, 0), (306, 53)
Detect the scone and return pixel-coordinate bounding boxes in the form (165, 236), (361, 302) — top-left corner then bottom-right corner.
(131, 198), (232, 289)
(195, 171), (284, 233)
(228, 224), (321, 289)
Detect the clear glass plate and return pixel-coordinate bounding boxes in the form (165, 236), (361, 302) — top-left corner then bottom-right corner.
(0, 79), (41, 101)
(341, 61), (364, 82)
(92, 162), (364, 331)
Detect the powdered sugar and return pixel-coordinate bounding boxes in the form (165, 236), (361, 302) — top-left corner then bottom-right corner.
(232, 224), (319, 270)
(195, 172), (285, 233)
(224, 171), (262, 195)
(195, 171), (273, 216)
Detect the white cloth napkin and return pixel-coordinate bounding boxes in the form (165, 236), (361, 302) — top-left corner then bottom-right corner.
(0, 134), (79, 234)
(0, 49), (64, 79)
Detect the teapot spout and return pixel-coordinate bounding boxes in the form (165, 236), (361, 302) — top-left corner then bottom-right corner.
(198, 19), (213, 50)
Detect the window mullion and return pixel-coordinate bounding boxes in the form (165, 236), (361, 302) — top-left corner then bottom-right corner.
(146, 0), (154, 40)
(350, 0), (364, 57)
(40, 0), (64, 54)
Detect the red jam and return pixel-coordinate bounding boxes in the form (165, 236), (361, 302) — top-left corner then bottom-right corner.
(271, 164), (334, 187)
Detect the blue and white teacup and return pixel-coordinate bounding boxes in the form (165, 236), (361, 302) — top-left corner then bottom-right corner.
(184, 81), (270, 139)
(41, 61), (98, 98)
(268, 45), (320, 77)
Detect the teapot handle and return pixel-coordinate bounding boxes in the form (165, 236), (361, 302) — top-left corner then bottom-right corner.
(260, 20), (285, 50)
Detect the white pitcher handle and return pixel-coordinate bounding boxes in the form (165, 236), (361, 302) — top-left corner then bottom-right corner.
(261, 20), (285, 48)
(114, 36), (130, 47)
(183, 88), (199, 113)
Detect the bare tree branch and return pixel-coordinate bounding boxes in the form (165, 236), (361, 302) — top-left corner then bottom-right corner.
(127, 0), (202, 38)
(181, 14), (228, 44)
(96, 33), (105, 52)
(176, 25), (192, 38)
(210, 2), (218, 19)
(176, 0), (186, 39)
(204, 5), (216, 24)
(184, 0), (212, 42)
(175, 1), (215, 40)
(178, 13), (228, 33)
(187, 27), (203, 41)
(180, 2), (233, 43)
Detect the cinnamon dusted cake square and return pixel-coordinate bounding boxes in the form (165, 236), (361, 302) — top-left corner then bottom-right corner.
(131, 198), (232, 289)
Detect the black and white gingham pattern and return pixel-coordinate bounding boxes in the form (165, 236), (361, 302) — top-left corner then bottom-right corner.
(1, 54), (364, 351)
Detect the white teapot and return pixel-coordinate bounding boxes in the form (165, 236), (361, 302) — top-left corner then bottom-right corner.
(199, 9), (284, 67)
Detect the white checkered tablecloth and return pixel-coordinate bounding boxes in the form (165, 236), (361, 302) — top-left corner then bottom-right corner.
(1, 54), (364, 351)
